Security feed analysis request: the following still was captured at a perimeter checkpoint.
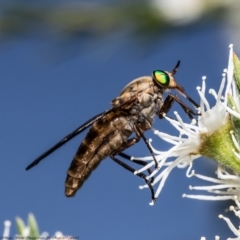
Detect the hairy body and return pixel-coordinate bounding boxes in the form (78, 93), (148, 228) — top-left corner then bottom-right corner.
(65, 76), (164, 196)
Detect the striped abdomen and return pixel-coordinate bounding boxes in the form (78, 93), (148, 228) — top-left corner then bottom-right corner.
(65, 110), (133, 197)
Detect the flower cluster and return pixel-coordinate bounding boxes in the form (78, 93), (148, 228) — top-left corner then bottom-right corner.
(132, 44), (240, 238)
(134, 44), (240, 206)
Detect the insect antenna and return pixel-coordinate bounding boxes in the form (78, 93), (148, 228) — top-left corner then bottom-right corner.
(171, 60), (180, 76)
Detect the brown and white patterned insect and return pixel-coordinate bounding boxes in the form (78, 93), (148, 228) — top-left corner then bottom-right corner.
(26, 61), (199, 203)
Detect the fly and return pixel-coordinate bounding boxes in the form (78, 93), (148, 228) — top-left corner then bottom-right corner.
(26, 61), (199, 203)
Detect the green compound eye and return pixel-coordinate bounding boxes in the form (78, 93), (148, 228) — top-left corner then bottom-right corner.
(153, 70), (170, 86)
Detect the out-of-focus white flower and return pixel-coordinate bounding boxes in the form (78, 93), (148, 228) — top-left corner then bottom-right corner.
(200, 236), (220, 240)
(150, 0), (234, 25)
(2, 220), (11, 237)
(2, 215), (64, 238)
(151, 0), (204, 24)
(134, 44), (240, 205)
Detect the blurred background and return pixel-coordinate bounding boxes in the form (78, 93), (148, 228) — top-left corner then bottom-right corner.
(1, 0), (240, 239)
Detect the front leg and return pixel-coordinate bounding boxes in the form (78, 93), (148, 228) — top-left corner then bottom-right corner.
(156, 94), (200, 120)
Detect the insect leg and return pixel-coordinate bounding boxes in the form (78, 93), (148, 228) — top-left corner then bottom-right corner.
(134, 124), (159, 170)
(157, 95), (174, 119)
(157, 94), (199, 120)
(110, 154), (156, 202)
(118, 152), (154, 183)
(112, 137), (154, 184)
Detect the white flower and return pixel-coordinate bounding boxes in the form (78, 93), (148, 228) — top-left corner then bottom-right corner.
(218, 196), (240, 240)
(182, 165), (240, 201)
(134, 44), (240, 205)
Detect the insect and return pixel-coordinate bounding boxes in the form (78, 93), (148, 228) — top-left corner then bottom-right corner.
(26, 61), (199, 203)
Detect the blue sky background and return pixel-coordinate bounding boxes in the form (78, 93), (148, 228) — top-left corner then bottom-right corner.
(0, 7), (238, 239)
